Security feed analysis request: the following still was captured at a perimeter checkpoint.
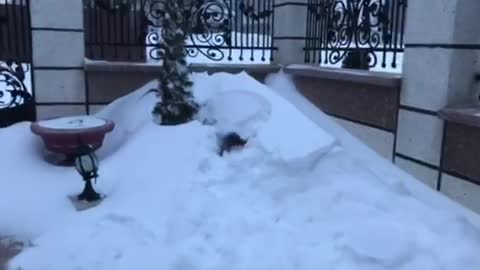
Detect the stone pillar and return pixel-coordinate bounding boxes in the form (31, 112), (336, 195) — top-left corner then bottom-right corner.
(272, 0), (308, 65)
(395, 0), (480, 190)
(30, 0), (87, 120)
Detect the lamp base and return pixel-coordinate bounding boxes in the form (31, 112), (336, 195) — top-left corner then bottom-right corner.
(77, 191), (101, 202)
(77, 179), (101, 202)
(69, 194), (105, 211)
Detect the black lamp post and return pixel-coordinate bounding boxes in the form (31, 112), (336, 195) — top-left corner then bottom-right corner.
(75, 144), (101, 202)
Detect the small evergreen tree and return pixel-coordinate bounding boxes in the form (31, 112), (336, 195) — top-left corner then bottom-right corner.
(152, 0), (199, 125)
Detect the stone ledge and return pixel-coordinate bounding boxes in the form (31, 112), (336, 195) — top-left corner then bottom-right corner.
(84, 61), (402, 90)
(85, 60), (164, 73)
(439, 107), (480, 128)
(84, 60), (282, 75)
(84, 61), (281, 103)
(284, 64), (402, 88)
(290, 66), (402, 132)
(190, 63), (282, 75)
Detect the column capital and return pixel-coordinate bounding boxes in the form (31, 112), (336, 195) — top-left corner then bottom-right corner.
(30, 0), (84, 30)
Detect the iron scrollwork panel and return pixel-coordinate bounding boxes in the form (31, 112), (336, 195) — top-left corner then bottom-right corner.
(143, 0), (233, 61)
(328, 0), (388, 67)
(144, 0), (274, 62)
(0, 0), (35, 127)
(0, 61), (32, 110)
(84, 0), (275, 62)
(307, 0), (406, 69)
(185, 0), (233, 61)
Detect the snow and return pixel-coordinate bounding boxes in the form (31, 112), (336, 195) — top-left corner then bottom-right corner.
(0, 123), (76, 242)
(37, 116), (107, 130)
(265, 71), (480, 223)
(197, 90), (272, 136)
(94, 80), (158, 158)
(1, 72), (480, 270)
(194, 72), (336, 167)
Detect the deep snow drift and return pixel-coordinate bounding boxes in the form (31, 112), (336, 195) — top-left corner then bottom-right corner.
(0, 72), (479, 270)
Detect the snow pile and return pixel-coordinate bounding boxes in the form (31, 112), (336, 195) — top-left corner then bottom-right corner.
(95, 80), (158, 158)
(1, 72), (480, 270)
(265, 72), (480, 220)
(198, 90), (272, 137)
(194, 72), (336, 169)
(0, 123), (77, 241)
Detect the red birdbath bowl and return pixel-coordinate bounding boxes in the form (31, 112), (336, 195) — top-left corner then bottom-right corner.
(31, 116), (115, 166)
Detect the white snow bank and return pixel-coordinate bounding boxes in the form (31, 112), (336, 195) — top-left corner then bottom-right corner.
(264, 71), (480, 226)
(0, 123), (77, 241)
(1, 71), (480, 270)
(0, 80), (158, 240)
(198, 90), (272, 138)
(95, 80), (158, 159)
(8, 121), (216, 270)
(194, 72), (336, 169)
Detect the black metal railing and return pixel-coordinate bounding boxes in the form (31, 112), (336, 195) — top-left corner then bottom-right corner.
(304, 0), (407, 70)
(84, 0), (276, 63)
(0, 0), (35, 128)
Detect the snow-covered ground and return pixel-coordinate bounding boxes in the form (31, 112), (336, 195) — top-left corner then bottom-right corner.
(1, 72), (480, 270)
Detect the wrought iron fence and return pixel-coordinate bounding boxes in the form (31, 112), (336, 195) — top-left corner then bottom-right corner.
(0, 0), (35, 128)
(84, 0), (276, 63)
(304, 0), (407, 70)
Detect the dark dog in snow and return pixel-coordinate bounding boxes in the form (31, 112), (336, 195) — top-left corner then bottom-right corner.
(218, 132), (247, 156)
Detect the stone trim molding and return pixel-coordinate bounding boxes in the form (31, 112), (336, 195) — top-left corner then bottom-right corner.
(84, 61), (282, 74)
(405, 44), (480, 50)
(284, 65), (402, 88)
(31, 27), (84, 32)
(439, 107), (480, 128)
